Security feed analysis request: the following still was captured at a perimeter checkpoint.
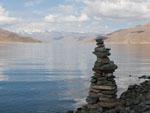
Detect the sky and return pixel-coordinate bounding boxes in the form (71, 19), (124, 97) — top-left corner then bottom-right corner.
(0, 0), (150, 34)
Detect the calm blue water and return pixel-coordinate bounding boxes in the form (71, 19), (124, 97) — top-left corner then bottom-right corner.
(0, 41), (150, 113)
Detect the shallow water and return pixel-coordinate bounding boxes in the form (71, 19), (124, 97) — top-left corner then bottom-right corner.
(0, 42), (150, 113)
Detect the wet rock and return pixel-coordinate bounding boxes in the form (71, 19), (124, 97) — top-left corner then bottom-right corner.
(91, 78), (97, 83)
(143, 111), (150, 113)
(95, 37), (106, 44)
(91, 85), (116, 90)
(139, 75), (150, 79)
(99, 62), (118, 72)
(67, 110), (74, 113)
(119, 80), (150, 113)
(86, 96), (99, 104)
(93, 51), (111, 58)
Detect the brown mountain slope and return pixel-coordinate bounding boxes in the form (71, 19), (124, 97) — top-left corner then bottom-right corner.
(0, 28), (41, 43)
(105, 23), (150, 44)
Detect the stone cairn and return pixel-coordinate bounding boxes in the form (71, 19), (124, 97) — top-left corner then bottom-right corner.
(74, 37), (119, 113)
(68, 37), (150, 113)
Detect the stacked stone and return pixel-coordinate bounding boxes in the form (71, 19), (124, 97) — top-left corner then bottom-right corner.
(86, 37), (118, 109)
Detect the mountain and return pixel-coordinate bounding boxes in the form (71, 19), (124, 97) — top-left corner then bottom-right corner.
(105, 23), (150, 44)
(0, 28), (41, 43)
(25, 31), (96, 43)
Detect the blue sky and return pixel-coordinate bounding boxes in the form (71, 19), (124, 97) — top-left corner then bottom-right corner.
(0, 0), (150, 34)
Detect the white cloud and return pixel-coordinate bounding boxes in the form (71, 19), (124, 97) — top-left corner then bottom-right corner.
(3, 0), (150, 34)
(42, 0), (150, 33)
(0, 6), (16, 24)
(24, 0), (43, 7)
(51, 5), (74, 15)
(83, 0), (150, 20)
(64, 14), (89, 22)
(9, 22), (52, 33)
(44, 13), (89, 22)
(44, 14), (57, 23)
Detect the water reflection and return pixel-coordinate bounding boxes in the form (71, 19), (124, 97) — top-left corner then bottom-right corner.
(107, 44), (150, 95)
(0, 42), (150, 113)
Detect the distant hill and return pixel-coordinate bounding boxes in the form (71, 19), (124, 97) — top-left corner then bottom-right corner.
(26, 31), (96, 43)
(0, 28), (41, 43)
(105, 23), (150, 44)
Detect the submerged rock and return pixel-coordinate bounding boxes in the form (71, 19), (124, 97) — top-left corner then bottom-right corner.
(139, 75), (150, 79)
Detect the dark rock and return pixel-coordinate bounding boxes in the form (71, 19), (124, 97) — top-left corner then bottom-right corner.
(67, 110), (74, 113)
(91, 77), (97, 83)
(119, 80), (150, 113)
(95, 37), (104, 43)
(96, 80), (116, 86)
(97, 43), (105, 47)
(98, 89), (117, 95)
(91, 85), (117, 91)
(139, 75), (150, 79)
(86, 96), (99, 104)
(93, 51), (111, 58)
(98, 101), (119, 108)
(99, 62), (118, 72)
(93, 61), (117, 73)
(144, 100), (150, 105)
(143, 111), (150, 113)
(97, 57), (110, 64)
(89, 92), (117, 98)
(95, 107), (103, 113)
(95, 47), (110, 53)
(129, 75), (132, 77)
(103, 106), (128, 113)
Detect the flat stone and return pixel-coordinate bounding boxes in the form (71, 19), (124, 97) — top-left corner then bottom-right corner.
(138, 75), (150, 79)
(94, 73), (103, 77)
(89, 92), (117, 98)
(95, 38), (104, 43)
(91, 85), (116, 90)
(67, 110), (74, 113)
(97, 57), (110, 64)
(95, 47), (110, 53)
(143, 110), (150, 113)
(96, 76), (108, 81)
(91, 77), (97, 83)
(99, 62), (118, 72)
(86, 96), (99, 104)
(92, 68), (103, 73)
(97, 43), (105, 48)
(89, 92), (98, 96)
(96, 74), (115, 80)
(100, 90), (117, 95)
(144, 100), (150, 105)
(91, 76), (97, 79)
(98, 101), (119, 108)
(96, 80), (116, 86)
(90, 88), (101, 93)
(105, 73), (114, 77)
(93, 51), (111, 58)
(99, 97), (117, 102)
(87, 103), (100, 109)
(94, 61), (104, 67)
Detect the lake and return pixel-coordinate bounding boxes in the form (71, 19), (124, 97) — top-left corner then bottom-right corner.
(0, 41), (150, 113)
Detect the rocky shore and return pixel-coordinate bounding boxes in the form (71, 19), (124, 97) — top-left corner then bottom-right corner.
(67, 37), (150, 113)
